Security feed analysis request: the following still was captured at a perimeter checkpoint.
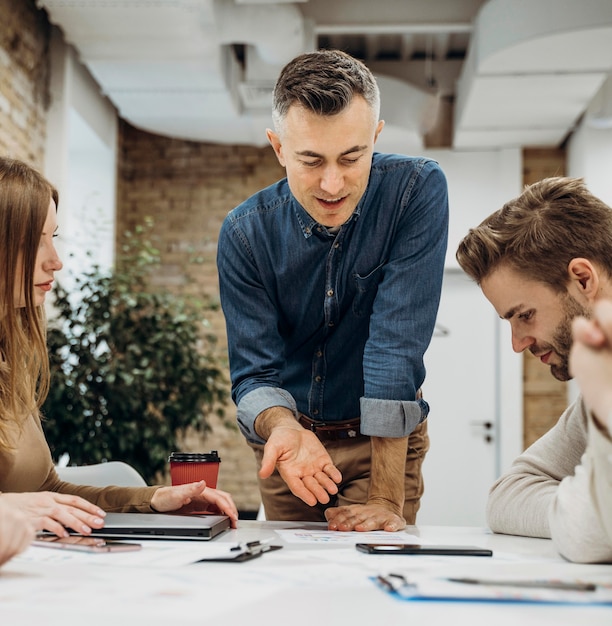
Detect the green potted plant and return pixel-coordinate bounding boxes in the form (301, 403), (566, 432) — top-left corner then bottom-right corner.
(43, 221), (229, 484)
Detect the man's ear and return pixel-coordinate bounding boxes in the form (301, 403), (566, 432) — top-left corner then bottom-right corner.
(567, 258), (600, 303)
(266, 129), (285, 167)
(373, 119), (385, 144)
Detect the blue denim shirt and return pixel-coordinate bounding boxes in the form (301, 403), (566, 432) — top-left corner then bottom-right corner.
(217, 153), (448, 444)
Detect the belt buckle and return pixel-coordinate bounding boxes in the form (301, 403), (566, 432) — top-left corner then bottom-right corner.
(311, 420), (328, 435)
(302, 416), (324, 433)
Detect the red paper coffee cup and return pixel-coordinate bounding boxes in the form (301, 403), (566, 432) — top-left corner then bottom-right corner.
(168, 451), (221, 488)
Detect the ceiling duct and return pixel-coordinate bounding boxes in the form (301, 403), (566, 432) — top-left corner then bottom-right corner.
(39, 0), (611, 151)
(586, 74), (612, 129)
(238, 80), (275, 111)
(374, 74), (439, 152)
(212, 0), (313, 114)
(454, 0), (612, 148)
(213, 0), (306, 66)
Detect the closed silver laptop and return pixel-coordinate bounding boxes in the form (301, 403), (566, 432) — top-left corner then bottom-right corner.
(79, 512), (230, 540)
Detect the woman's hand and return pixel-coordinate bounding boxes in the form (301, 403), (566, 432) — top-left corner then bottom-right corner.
(0, 501), (36, 565)
(0, 492), (106, 538)
(150, 481), (239, 527)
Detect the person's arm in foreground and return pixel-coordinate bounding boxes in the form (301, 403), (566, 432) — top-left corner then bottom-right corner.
(0, 500), (35, 566)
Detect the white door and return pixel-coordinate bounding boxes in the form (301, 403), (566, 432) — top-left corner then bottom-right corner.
(417, 270), (499, 526)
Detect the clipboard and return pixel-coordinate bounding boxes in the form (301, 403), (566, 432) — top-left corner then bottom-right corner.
(196, 540), (283, 563)
(371, 574), (612, 605)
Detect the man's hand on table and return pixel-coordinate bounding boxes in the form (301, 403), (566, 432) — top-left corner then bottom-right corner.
(325, 502), (406, 532)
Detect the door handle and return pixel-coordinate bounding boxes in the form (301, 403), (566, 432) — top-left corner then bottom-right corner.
(470, 420), (494, 443)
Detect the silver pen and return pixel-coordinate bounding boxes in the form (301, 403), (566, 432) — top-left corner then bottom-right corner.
(447, 577), (597, 592)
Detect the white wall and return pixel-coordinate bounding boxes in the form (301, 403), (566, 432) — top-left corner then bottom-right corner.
(567, 95), (612, 204)
(44, 28), (118, 295)
(424, 148), (522, 269)
(430, 148), (525, 472)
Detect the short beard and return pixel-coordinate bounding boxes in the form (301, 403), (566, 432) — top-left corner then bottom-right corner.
(549, 294), (590, 381)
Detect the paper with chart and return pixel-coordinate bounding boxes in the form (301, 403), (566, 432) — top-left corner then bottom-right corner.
(274, 529), (425, 544)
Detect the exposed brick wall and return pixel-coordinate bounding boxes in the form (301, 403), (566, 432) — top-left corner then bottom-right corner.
(521, 148), (567, 449)
(0, 0), (51, 166)
(117, 120), (285, 513)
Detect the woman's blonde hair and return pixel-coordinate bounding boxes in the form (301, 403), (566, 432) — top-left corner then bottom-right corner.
(0, 157), (58, 448)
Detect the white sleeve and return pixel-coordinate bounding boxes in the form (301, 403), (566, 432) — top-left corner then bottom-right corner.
(550, 413), (612, 563)
(486, 398), (587, 539)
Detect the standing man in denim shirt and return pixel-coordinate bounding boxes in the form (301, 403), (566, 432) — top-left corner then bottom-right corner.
(217, 49), (448, 532)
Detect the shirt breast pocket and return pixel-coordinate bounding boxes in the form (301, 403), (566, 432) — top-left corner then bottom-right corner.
(352, 262), (384, 317)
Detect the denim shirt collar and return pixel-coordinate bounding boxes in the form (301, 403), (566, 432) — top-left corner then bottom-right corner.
(293, 195), (363, 239)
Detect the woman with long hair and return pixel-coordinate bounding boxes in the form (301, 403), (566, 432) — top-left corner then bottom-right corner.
(0, 157), (237, 539)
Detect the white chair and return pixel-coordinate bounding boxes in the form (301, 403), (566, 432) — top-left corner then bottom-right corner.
(256, 502), (266, 520)
(56, 461), (147, 487)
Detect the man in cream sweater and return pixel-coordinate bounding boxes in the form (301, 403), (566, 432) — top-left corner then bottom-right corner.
(456, 176), (612, 563)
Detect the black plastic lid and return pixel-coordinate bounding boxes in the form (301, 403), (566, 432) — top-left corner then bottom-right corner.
(168, 450), (221, 463)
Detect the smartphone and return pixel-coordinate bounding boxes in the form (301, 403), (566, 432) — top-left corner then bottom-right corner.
(32, 535), (142, 553)
(356, 543), (493, 557)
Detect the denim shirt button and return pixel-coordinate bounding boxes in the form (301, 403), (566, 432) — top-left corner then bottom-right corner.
(327, 289), (334, 297)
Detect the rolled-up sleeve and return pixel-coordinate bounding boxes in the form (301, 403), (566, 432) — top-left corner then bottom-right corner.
(237, 387), (298, 444)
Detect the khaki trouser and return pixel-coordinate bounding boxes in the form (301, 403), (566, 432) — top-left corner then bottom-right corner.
(249, 420), (429, 524)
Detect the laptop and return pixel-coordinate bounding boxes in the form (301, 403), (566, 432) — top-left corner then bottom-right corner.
(71, 512), (231, 541)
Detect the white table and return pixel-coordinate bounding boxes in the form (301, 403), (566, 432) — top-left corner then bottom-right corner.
(2, 522), (611, 625)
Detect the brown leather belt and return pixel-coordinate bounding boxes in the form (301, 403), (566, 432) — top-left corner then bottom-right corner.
(298, 413), (366, 441)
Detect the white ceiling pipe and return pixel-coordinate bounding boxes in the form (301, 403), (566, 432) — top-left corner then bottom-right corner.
(213, 0), (306, 65)
(315, 23), (473, 35)
(376, 74), (439, 136)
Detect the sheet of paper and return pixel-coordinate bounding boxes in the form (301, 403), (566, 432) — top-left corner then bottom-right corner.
(274, 529), (426, 544)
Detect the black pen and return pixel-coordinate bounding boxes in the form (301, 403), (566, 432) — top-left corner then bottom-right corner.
(376, 575), (396, 592)
(447, 577), (597, 592)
